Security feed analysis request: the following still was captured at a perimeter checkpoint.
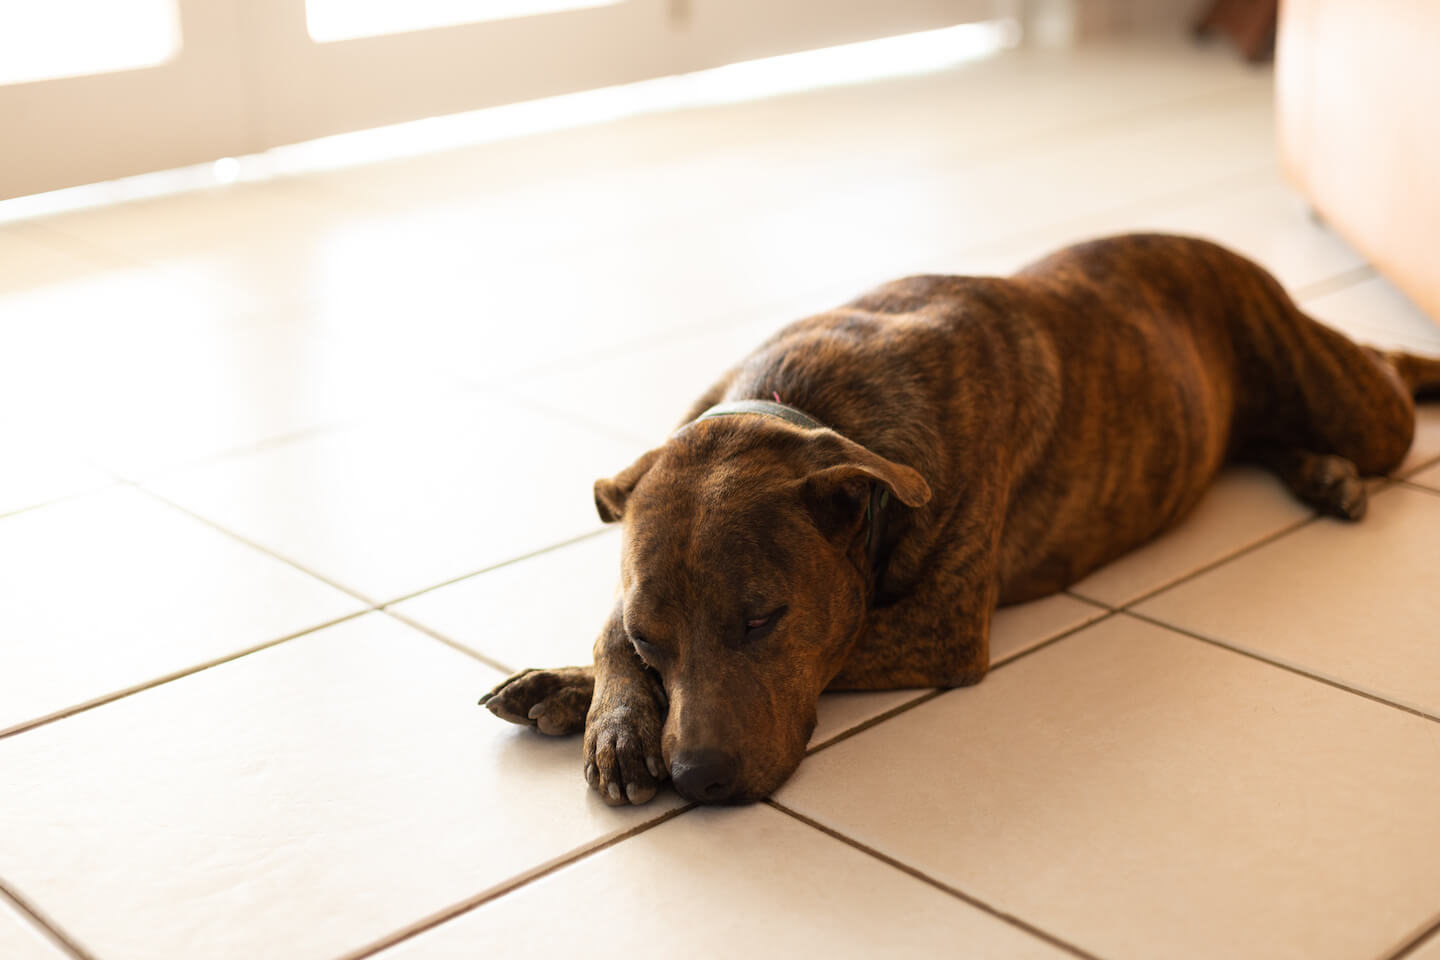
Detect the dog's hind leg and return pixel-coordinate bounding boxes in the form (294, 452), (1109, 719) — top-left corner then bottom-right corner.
(1385, 350), (1440, 398)
(1253, 447), (1368, 521)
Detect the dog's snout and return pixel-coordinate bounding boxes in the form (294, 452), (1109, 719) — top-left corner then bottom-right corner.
(670, 748), (739, 804)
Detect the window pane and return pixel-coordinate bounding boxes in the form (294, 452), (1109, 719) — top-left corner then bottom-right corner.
(0, 0), (180, 86)
(306, 0), (623, 43)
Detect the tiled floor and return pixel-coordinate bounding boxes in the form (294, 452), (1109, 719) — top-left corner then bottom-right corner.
(3, 38), (1439, 960)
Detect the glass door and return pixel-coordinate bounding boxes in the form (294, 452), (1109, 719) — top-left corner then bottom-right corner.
(1, 0), (992, 200)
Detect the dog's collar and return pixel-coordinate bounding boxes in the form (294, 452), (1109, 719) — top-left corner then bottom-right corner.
(685, 398), (893, 580)
(691, 399), (827, 431)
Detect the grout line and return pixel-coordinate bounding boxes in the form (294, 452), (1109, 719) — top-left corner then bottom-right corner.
(1395, 446), (1440, 482)
(0, 878), (97, 960)
(986, 608), (1119, 673)
(133, 486), (380, 607)
(805, 609), (1119, 758)
(0, 610), (372, 742)
(0, 480), (128, 524)
(1397, 478), (1440, 499)
(1092, 513), (1319, 611)
(1293, 264), (1377, 302)
(765, 800), (1105, 960)
(1385, 912), (1440, 960)
(381, 526), (616, 608)
(805, 689), (945, 756)
(1121, 610), (1440, 725)
(335, 802), (697, 960)
(380, 608), (515, 676)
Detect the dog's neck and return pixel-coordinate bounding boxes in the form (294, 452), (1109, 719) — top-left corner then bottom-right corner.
(688, 399), (894, 593)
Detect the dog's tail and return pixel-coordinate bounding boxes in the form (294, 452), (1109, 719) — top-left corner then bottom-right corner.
(1387, 351), (1440, 399)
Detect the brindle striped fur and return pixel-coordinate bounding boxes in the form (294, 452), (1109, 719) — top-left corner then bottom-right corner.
(481, 234), (1440, 805)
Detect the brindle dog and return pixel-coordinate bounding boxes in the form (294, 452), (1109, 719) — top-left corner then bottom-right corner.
(480, 234), (1440, 805)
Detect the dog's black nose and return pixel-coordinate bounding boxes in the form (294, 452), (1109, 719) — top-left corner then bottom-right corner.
(670, 748), (739, 803)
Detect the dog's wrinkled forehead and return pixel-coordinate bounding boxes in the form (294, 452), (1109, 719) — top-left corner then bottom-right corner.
(620, 428), (804, 595)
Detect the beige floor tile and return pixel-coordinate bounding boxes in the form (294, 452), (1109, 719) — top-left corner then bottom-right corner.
(374, 805), (1073, 960)
(1410, 929), (1440, 960)
(514, 315), (792, 446)
(0, 227), (111, 295)
(27, 182), (363, 313)
(0, 613), (681, 960)
(1006, 173), (1362, 293)
(1305, 275), (1440, 357)
(1135, 484), (1440, 717)
(1412, 460), (1440, 491)
(992, 592), (1111, 662)
(0, 487), (360, 734)
(1068, 466), (1312, 608)
(0, 900), (67, 960)
(2, 317), (468, 477)
(319, 42), (1262, 215)
(0, 424), (114, 517)
(392, 530), (622, 672)
(1404, 407), (1440, 479)
(775, 615), (1440, 960)
(147, 396), (636, 603)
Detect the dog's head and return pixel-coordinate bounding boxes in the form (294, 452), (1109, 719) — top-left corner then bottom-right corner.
(594, 414), (931, 803)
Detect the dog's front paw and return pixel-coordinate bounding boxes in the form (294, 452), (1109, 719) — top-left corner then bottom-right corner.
(584, 680), (667, 806)
(479, 666), (593, 735)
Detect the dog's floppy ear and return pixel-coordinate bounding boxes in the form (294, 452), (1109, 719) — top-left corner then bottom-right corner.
(797, 432), (931, 545)
(594, 447), (662, 523)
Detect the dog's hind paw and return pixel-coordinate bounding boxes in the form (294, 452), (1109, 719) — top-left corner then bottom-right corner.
(480, 666), (593, 735)
(1305, 454), (1367, 521)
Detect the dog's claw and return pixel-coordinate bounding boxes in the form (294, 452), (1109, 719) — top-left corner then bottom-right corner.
(479, 666), (594, 736)
(585, 683), (668, 806)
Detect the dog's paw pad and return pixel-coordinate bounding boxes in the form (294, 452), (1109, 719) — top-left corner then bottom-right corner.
(480, 667), (593, 735)
(585, 704), (666, 806)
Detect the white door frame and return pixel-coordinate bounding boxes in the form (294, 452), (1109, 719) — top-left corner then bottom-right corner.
(2, 0), (992, 200)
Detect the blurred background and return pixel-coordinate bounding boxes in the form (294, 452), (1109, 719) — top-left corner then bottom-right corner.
(3, 0), (1208, 200)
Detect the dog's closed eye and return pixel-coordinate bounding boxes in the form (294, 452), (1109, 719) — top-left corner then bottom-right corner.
(744, 606), (787, 639)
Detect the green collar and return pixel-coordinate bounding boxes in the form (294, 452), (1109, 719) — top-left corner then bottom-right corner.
(692, 398), (826, 431)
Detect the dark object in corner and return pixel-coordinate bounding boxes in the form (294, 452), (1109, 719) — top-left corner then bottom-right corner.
(1194, 0), (1278, 63)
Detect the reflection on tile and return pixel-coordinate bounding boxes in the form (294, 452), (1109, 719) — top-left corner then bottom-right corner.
(0, 899), (67, 960)
(0, 487), (360, 733)
(0, 424), (113, 517)
(393, 530), (621, 673)
(375, 805), (1072, 960)
(1136, 485), (1440, 717)
(148, 397), (635, 603)
(515, 316), (788, 446)
(0, 227), (110, 296)
(0, 315), (466, 478)
(776, 615), (1440, 960)
(0, 614), (681, 960)
(1069, 467), (1312, 608)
